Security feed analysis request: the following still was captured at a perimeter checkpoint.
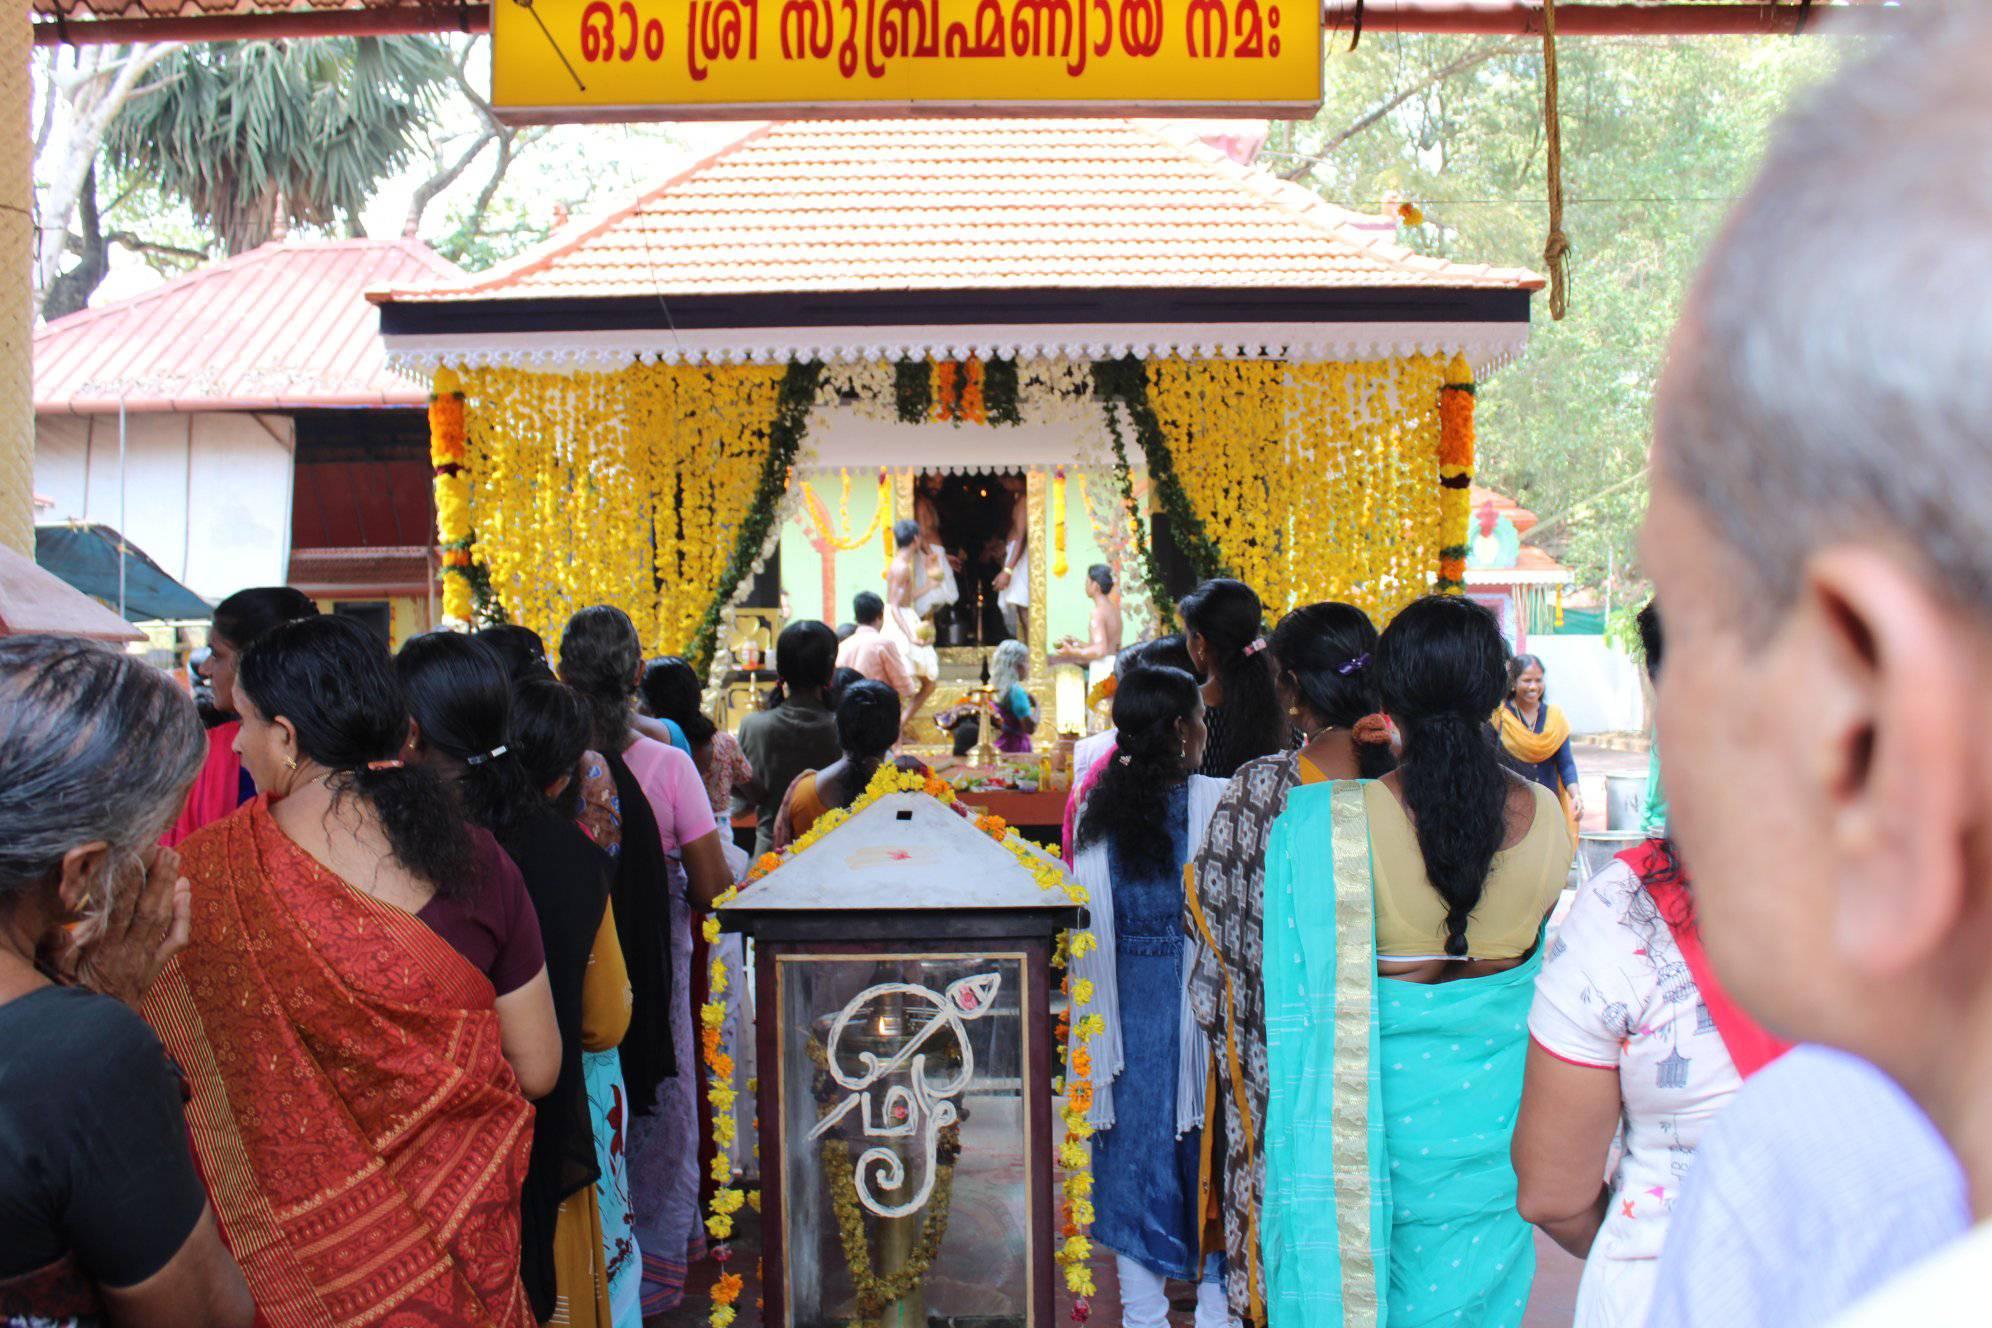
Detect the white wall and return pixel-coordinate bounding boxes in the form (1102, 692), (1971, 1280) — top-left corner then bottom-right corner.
(35, 411), (295, 603)
(1528, 634), (1647, 736)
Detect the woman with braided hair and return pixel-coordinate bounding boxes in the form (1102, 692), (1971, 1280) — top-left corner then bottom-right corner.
(1189, 596), (1569, 1327)
(1067, 665), (1226, 1328)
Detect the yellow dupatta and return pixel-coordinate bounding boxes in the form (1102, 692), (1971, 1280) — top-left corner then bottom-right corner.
(1496, 703), (1579, 844)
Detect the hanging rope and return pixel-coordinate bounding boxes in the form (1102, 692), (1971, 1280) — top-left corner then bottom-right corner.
(1541, 0), (1572, 320)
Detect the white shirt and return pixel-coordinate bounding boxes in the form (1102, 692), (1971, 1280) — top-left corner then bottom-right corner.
(1826, 1221), (1992, 1327)
(1528, 860), (1744, 1324)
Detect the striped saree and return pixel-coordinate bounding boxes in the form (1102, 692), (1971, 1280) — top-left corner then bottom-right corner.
(1261, 781), (1537, 1328)
(143, 798), (535, 1328)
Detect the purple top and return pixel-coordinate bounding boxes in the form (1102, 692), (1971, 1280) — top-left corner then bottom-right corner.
(1646, 1044), (1968, 1328)
(417, 826), (547, 997)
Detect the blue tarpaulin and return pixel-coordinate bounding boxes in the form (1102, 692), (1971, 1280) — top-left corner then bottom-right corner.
(34, 524), (213, 623)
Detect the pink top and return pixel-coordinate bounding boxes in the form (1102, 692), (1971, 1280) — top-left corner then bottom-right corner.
(702, 730), (755, 818)
(622, 735), (719, 854)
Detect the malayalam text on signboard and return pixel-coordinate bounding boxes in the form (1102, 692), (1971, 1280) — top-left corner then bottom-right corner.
(491, 0), (1324, 120)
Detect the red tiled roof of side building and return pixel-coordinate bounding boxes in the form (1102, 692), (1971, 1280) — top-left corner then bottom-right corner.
(373, 119), (1544, 304)
(36, 238), (461, 414)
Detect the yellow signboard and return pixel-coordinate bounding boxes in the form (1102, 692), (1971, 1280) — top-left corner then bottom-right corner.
(490, 0), (1323, 121)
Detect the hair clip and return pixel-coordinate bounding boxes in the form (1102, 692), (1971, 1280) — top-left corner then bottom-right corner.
(366, 758), (405, 772)
(1337, 652), (1372, 676)
(464, 744), (509, 767)
(1241, 636), (1269, 657)
(1117, 753), (1132, 766)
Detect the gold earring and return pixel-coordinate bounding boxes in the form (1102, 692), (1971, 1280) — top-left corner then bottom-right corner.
(283, 756), (298, 773)
(1288, 705), (1302, 718)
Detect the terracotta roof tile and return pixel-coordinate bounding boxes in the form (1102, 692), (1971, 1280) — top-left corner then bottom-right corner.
(379, 119), (1543, 303)
(36, 238), (462, 413)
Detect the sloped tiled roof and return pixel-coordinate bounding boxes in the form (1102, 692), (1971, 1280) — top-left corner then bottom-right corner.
(37, 238), (461, 414)
(378, 119), (1543, 304)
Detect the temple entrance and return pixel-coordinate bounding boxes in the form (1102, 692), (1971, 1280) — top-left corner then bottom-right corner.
(917, 471), (1028, 649)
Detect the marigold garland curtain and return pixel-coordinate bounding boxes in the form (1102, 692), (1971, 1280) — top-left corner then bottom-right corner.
(1139, 354), (1468, 623)
(451, 361), (786, 656)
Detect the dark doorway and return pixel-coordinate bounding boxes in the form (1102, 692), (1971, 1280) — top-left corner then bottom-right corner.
(922, 472), (1025, 647)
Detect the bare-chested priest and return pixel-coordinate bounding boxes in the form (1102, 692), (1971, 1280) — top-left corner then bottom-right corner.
(1050, 563), (1124, 691)
(884, 518), (949, 729)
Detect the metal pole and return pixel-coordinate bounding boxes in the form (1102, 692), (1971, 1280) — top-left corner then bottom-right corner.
(117, 391), (127, 623)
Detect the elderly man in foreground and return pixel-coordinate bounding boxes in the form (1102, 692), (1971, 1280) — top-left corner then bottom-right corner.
(1641, 6), (1992, 1323)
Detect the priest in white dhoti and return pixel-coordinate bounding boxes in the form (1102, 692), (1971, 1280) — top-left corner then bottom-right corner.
(1050, 563), (1125, 693)
(885, 518), (949, 729)
(994, 476), (1031, 641)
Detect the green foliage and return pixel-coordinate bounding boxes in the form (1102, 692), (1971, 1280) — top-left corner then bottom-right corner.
(1274, 34), (1846, 597)
(102, 37), (452, 253)
(436, 192), (553, 272)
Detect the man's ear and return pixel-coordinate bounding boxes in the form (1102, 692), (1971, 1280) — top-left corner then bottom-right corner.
(1800, 547), (1972, 976)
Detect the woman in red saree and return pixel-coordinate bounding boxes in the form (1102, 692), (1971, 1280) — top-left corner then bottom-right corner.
(145, 616), (537, 1328)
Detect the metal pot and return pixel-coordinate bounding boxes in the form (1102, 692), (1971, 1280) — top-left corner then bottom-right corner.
(1605, 773), (1651, 833)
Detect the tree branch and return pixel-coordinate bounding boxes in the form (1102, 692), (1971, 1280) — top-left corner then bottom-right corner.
(104, 230), (211, 264)
(1279, 41), (1528, 181)
(402, 125), (496, 237)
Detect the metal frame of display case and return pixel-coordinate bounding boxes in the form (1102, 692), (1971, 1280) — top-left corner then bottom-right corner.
(725, 906), (1079, 1328)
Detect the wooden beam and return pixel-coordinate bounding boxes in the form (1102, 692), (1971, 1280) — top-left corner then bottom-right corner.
(33, 5), (488, 47)
(30, 0), (1889, 47)
(1321, 1), (1886, 37)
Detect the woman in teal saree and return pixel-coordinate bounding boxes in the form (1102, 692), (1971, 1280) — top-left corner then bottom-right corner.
(1192, 596), (1569, 1327)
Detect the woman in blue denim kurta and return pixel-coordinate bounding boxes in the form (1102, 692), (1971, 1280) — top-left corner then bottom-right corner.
(1069, 666), (1228, 1328)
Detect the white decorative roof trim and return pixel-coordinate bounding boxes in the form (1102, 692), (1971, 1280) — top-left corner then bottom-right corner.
(384, 320), (1530, 381)
(1465, 566), (1575, 587)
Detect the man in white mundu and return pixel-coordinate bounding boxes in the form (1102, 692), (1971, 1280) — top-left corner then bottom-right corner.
(1051, 563), (1125, 693)
(885, 519), (950, 729)
(993, 476), (1030, 641)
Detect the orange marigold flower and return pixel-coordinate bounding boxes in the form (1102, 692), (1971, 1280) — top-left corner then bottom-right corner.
(711, 1053), (735, 1081)
(711, 1273), (745, 1306)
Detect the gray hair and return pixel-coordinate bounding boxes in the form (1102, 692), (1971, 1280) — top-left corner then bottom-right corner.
(1657, 6), (1992, 621)
(0, 635), (206, 904)
(991, 638), (1030, 695)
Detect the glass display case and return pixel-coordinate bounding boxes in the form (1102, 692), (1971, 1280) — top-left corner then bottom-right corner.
(719, 792), (1079, 1328)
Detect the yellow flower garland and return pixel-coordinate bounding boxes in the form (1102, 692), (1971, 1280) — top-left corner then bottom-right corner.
(1436, 354), (1477, 594)
(451, 361), (784, 655)
(801, 469), (887, 553)
(1146, 355), (1450, 623)
(706, 762), (1102, 1326)
(1051, 468), (1068, 579)
(428, 367), (474, 623)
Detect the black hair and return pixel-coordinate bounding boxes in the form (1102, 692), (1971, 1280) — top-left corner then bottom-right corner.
(211, 585), (319, 651)
(238, 615), (474, 895)
(830, 666), (865, 706)
(1637, 601), (1664, 680)
(397, 631), (539, 838)
(835, 678), (901, 793)
(1506, 652), (1547, 701)
(511, 679), (593, 820)
(1087, 563), (1114, 594)
(950, 713), (981, 757)
(835, 622), (858, 642)
(1179, 578), (1285, 775)
(559, 606), (642, 755)
(1075, 665), (1203, 877)
(1270, 601), (1394, 780)
(769, 618), (838, 708)
(1375, 595), (1512, 957)
(893, 519), (920, 549)
(853, 591), (885, 626)
(476, 623), (554, 685)
(1118, 631), (1194, 678)
(641, 657), (716, 748)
